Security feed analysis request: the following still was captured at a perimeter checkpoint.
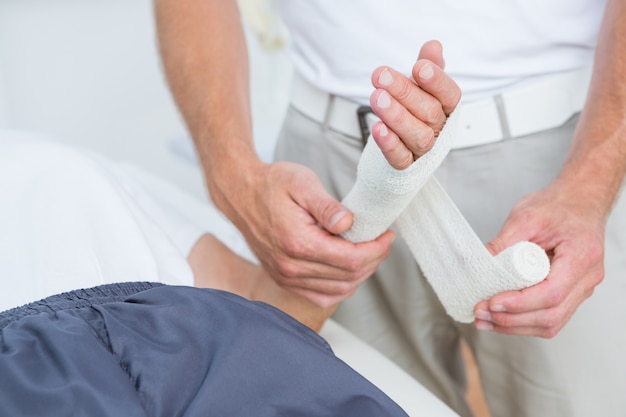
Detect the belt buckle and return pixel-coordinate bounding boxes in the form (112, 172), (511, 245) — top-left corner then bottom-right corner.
(357, 105), (375, 146)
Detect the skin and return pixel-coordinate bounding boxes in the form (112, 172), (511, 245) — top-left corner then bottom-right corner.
(188, 232), (334, 332)
(153, 0), (458, 309)
(154, 0), (625, 339)
(372, 2), (626, 338)
(472, 0), (626, 338)
(369, 40), (461, 168)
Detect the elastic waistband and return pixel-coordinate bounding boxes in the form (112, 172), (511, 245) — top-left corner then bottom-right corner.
(290, 67), (592, 149)
(0, 282), (163, 330)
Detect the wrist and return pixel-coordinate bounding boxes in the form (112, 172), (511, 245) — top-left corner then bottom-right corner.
(204, 145), (267, 223)
(557, 128), (626, 221)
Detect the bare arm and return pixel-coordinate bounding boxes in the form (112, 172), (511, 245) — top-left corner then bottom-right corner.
(477, 0), (626, 337)
(154, 0), (257, 202)
(556, 0), (626, 217)
(189, 233), (333, 332)
(154, 0), (395, 308)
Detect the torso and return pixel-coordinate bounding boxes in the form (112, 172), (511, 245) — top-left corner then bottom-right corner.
(279, 0), (606, 103)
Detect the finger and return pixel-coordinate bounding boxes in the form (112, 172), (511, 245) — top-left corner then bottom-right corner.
(371, 66), (447, 130)
(413, 40), (461, 116)
(475, 319), (559, 338)
(412, 60), (462, 116)
(287, 285), (357, 310)
(270, 172), (394, 275)
(370, 121), (415, 170)
(487, 249), (581, 314)
(309, 228), (396, 274)
(475, 297), (579, 338)
(277, 230), (396, 307)
(473, 299), (560, 336)
(369, 87), (439, 159)
(291, 176), (354, 235)
(275, 226), (395, 278)
(473, 301), (565, 338)
(475, 247), (596, 336)
(417, 39), (445, 69)
(487, 280), (557, 316)
(485, 209), (539, 256)
(282, 243), (386, 307)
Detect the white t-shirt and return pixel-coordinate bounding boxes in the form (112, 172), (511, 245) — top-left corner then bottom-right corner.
(279, 0), (607, 103)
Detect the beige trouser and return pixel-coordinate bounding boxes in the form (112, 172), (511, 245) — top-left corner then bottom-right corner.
(275, 108), (626, 417)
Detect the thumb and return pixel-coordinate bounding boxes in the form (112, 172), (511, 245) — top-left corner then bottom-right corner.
(485, 235), (508, 257)
(485, 221), (526, 256)
(318, 201), (354, 235)
(296, 181), (354, 235)
(418, 40), (445, 69)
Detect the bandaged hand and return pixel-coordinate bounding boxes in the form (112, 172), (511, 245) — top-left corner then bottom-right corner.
(368, 40), (461, 169)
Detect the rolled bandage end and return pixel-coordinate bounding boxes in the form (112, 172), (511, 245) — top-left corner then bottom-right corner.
(495, 241), (551, 287)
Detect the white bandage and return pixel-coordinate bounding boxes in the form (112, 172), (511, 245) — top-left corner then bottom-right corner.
(341, 111), (550, 323)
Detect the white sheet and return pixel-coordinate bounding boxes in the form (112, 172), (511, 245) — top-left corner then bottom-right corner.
(0, 130), (196, 311)
(0, 129), (459, 417)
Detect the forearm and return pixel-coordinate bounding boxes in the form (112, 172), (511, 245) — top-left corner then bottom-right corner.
(557, 0), (626, 219)
(190, 233), (335, 332)
(154, 0), (264, 214)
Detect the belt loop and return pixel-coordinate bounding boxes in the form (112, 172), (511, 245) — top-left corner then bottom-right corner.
(323, 94), (336, 132)
(494, 94), (512, 140)
(357, 105), (375, 146)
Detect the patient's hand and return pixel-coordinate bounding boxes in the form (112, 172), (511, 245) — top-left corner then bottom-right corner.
(369, 40), (461, 169)
(189, 233), (334, 331)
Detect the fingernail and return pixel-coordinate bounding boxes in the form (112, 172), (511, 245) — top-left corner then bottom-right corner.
(476, 321), (493, 331)
(377, 90), (391, 109)
(491, 304), (506, 312)
(379, 123), (388, 137)
(419, 63), (434, 80)
(329, 210), (348, 228)
(475, 309), (492, 321)
(378, 68), (393, 86)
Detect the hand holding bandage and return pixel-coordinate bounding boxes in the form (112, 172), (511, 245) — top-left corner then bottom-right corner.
(341, 110), (550, 323)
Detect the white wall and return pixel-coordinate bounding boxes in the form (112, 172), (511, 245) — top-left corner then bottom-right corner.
(0, 0), (292, 199)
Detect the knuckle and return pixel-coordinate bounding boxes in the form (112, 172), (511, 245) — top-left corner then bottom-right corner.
(336, 280), (357, 295)
(396, 153), (416, 170)
(542, 309), (563, 329)
(414, 130), (436, 155)
(545, 287), (566, 307)
(491, 313), (512, 328)
(344, 257), (365, 277)
(588, 240), (604, 260)
(282, 236), (307, 259)
(275, 257), (300, 279)
(583, 286), (596, 300)
(315, 199), (341, 225)
(387, 108), (405, 126)
(579, 269), (602, 301)
(386, 152), (414, 170)
(591, 265), (605, 286)
(541, 326), (560, 339)
(394, 78), (414, 102)
(449, 87), (463, 109)
(316, 296), (338, 309)
(423, 102), (443, 125)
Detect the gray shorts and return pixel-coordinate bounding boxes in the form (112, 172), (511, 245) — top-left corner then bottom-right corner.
(275, 107), (626, 417)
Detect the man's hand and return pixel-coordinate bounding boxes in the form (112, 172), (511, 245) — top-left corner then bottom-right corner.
(222, 40), (461, 308)
(473, 0), (626, 337)
(230, 160), (396, 309)
(474, 180), (606, 338)
(155, 0), (396, 309)
(369, 40), (462, 169)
